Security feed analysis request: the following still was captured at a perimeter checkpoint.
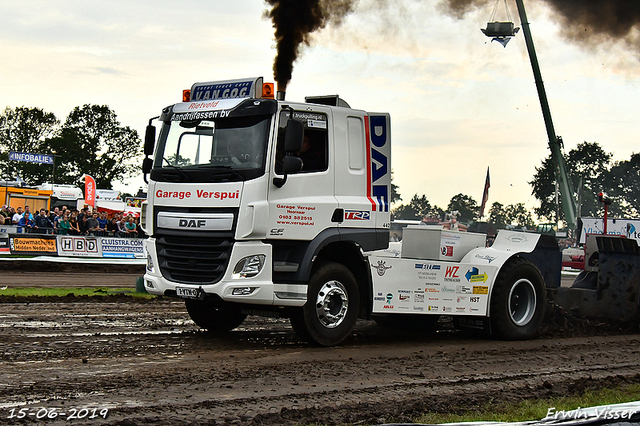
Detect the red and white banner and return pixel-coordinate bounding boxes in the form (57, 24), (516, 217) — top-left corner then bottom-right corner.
(84, 174), (96, 208)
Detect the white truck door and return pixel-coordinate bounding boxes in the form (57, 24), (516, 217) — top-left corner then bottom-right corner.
(266, 108), (338, 242)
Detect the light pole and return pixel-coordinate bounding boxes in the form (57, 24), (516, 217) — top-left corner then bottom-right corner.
(51, 152), (62, 190)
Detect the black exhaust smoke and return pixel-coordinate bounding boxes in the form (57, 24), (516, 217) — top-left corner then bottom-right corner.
(265, 0), (357, 93)
(442, 0), (640, 50)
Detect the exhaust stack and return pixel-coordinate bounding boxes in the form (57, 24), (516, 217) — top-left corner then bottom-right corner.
(276, 91), (286, 100)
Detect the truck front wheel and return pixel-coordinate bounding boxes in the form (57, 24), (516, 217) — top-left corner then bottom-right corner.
(291, 262), (360, 346)
(185, 298), (247, 333)
(490, 256), (545, 340)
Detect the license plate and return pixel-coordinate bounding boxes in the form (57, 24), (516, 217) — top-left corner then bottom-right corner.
(176, 287), (200, 299)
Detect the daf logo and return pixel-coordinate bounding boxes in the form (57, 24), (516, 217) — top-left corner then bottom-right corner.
(179, 219), (207, 228)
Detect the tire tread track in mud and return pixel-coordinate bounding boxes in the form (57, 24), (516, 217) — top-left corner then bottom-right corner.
(1, 297), (640, 426)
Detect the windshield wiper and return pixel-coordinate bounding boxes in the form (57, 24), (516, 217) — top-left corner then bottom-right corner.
(199, 164), (245, 180)
(161, 157), (190, 181)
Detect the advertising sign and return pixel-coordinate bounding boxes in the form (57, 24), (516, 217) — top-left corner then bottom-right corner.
(10, 236), (57, 255)
(57, 236), (101, 257)
(579, 218), (640, 244)
(9, 151), (54, 165)
(84, 175), (96, 208)
(101, 237), (145, 258)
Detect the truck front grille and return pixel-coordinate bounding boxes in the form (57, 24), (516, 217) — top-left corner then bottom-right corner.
(156, 232), (233, 284)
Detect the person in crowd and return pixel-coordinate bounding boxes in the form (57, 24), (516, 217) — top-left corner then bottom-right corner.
(12, 207), (24, 225)
(68, 212), (81, 235)
(18, 212), (34, 232)
(135, 217), (146, 238)
(97, 211), (108, 234)
(107, 217), (120, 236)
(118, 217), (128, 237)
(78, 214), (90, 235)
(124, 215), (137, 237)
(86, 212), (101, 236)
(54, 209), (64, 233)
(49, 207), (60, 231)
(58, 211), (71, 235)
(1, 205), (10, 225)
(49, 207), (59, 223)
(77, 207), (89, 222)
(34, 209), (53, 234)
(24, 205), (31, 220)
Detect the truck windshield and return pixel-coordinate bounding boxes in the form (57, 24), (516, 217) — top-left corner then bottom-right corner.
(152, 114), (271, 182)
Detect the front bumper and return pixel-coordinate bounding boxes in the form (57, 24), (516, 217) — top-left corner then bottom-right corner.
(143, 238), (307, 307)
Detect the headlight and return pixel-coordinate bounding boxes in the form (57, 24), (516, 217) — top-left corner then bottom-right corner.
(233, 255), (265, 278)
(146, 255), (155, 273)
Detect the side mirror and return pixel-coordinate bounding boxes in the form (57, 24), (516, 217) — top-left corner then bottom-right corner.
(282, 155), (302, 174)
(284, 119), (304, 153)
(142, 157), (153, 183)
(144, 124), (156, 156)
(142, 157), (153, 174)
(273, 156), (303, 188)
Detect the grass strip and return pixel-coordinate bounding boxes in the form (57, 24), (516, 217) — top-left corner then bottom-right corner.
(414, 383), (640, 424)
(0, 287), (155, 298)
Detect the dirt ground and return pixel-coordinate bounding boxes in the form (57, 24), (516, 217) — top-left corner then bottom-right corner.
(1, 261), (640, 426)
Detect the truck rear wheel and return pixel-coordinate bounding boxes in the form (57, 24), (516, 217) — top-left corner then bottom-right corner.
(185, 298), (247, 333)
(490, 256), (545, 340)
(291, 262), (360, 346)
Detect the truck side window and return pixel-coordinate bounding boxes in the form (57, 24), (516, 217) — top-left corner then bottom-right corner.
(275, 111), (328, 174)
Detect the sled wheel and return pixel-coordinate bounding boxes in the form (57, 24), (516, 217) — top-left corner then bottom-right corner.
(185, 298), (247, 333)
(490, 256), (546, 340)
(295, 262), (360, 346)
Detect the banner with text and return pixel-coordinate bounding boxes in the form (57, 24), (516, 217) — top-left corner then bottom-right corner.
(100, 237), (145, 258)
(57, 236), (102, 257)
(10, 236), (57, 255)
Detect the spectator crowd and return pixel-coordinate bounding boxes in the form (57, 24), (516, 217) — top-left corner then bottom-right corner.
(1, 204), (145, 238)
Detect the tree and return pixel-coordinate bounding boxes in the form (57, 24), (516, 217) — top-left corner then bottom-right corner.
(488, 201), (508, 229)
(504, 203), (535, 229)
(530, 141), (613, 222)
(50, 105), (141, 188)
(392, 194), (443, 221)
(390, 170), (402, 205)
(446, 193), (478, 223)
(0, 106), (60, 185)
(605, 153), (640, 217)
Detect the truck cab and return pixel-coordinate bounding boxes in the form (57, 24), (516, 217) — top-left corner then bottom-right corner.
(142, 77), (391, 345)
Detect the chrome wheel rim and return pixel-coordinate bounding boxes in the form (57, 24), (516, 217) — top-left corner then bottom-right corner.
(315, 280), (349, 328)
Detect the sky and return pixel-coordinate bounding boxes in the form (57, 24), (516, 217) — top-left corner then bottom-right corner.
(1, 0), (638, 216)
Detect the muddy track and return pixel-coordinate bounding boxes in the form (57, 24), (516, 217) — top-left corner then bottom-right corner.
(1, 297), (640, 426)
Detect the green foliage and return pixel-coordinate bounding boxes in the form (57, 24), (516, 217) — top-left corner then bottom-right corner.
(390, 170), (402, 204)
(488, 201), (507, 228)
(0, 105), (141, 189)
(0, 106), (59, 184)
(51, 104), (141, 188)
(505, 202), (535, 229)
(446, 193), (478, 223)
(605, 152), (640, 217)
(529, 141), (639, 221)
(392, 194), (442, 221)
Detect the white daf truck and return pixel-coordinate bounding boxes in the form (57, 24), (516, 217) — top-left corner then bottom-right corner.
(141, 76), (561, 346)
